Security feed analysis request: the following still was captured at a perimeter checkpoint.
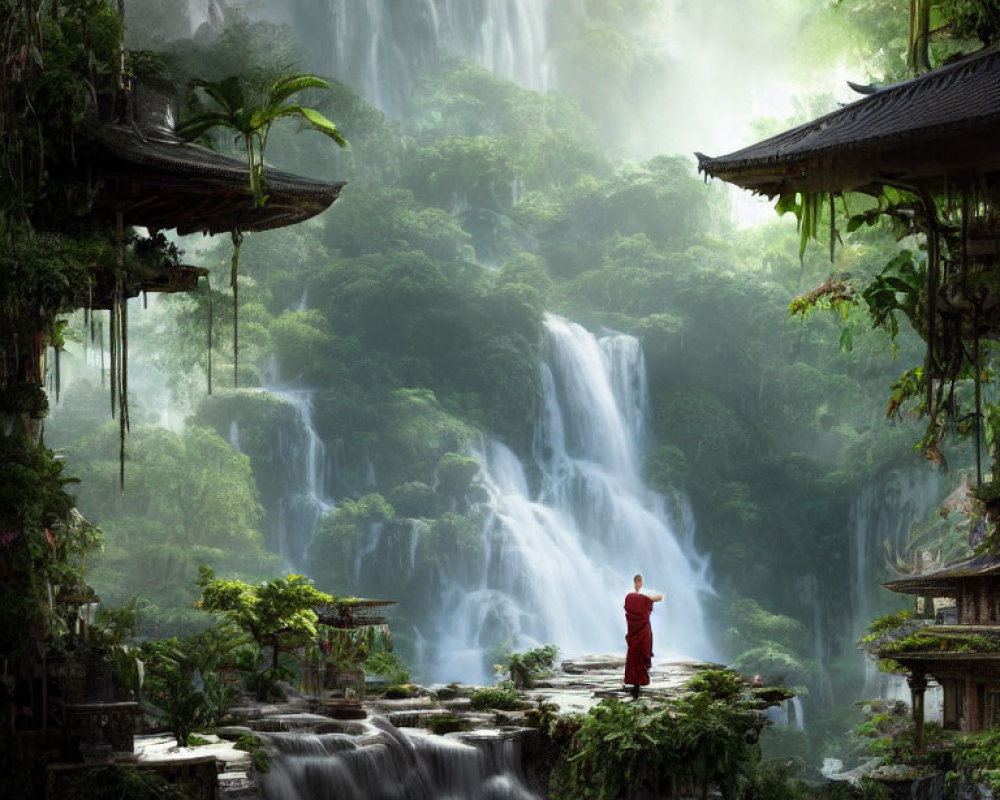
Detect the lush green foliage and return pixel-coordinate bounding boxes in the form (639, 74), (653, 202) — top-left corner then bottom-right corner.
(685, 668), (747, 703)
(197, 567), (332, 676)
(552, 693), (764, 800)
(469, 686), (529, 711)
(0, 436), (93, 661)
(862, 610), (912, 639)
(725, 599), (810, 656)
(138, 630), (242, 746)
(47, 408), (281, 635)
(507, 644), (559, 689)
(879, 629), (999, 655)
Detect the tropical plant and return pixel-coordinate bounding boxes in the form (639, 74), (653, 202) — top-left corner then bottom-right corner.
(139, 639), (213, 747)
(175, 71), (347, 385)
(553, 693), (765, 800)
(507, 644), (558, 689)
(197, 567), (332, 675)
(177, 72), (347, 206)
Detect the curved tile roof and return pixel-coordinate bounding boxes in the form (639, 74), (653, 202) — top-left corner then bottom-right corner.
(92, 124), (346, 235)
(696, 45), (1000, 196)
(883, 554), (1000, 595)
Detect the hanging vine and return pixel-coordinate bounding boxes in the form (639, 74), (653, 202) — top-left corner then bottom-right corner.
(175, 72), (347, 386)
(790, 177), (1000, 496)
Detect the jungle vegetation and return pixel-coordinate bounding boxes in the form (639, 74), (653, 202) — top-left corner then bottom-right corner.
(10, 0), (997, 785)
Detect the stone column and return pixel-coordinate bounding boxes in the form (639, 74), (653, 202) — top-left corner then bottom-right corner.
(909, 673), (928, 750)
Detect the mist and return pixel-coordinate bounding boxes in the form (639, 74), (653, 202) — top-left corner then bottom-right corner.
(42, 0), (952, 764)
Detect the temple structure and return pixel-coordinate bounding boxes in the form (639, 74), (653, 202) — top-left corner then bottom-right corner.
(876, 557), (1000, 740)
(4, 72), (346, 766)
(301, 600), (396, 718)
(697, 44), (1000, 750)
(696, 45), (1000, 198)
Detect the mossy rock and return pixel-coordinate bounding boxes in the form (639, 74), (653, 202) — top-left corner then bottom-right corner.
(383, 684), (418, 699)
(428, 713), (467, 735)
(751, 687), (796, 705)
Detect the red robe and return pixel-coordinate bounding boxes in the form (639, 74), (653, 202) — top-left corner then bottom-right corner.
(624, 592), (654, 686)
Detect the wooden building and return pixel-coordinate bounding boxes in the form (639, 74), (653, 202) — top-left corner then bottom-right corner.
(4, 75), (346, 759)
(697, 43), (1000, 750)
(878, 559), (1000, 738)
(696, 45), (1000, 198)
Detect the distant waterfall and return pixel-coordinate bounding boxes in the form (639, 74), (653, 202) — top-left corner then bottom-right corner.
(849, 469), (940, 639)
(247, 0), (561, 117)
(849, 469), (943, 709)
(260, 717), (539, 800)
(429, 314), (714, 682)
(253, 388), (334, 570)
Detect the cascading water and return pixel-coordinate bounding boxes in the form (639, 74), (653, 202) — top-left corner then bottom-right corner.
(848, 469), (945, 719)
(379, 314), (715, 683)
(267, 388), (335, 569)
(260, 717), (539, 800)
(849, 469), (941, 640)
(253, 0), (557, 118)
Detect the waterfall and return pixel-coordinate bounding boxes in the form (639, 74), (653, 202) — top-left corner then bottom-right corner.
(260, 717), (539, 800)
(849, 468), (940, 641)
(427, 314), (714, 682)
(267, 388), (335, 569)
(848, 469), (946, 707)
(242, 0), (563, 118)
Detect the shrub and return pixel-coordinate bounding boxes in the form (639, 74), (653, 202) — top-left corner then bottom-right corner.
(685, 668), (745, 702)
(469, 687), (529, 710)
(552, 692), (765, 800)
(508, 644), (558, 689)
(365, 650), (411, 684)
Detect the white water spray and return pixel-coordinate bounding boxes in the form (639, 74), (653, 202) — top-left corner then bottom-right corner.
(429, 314), (714, 682)
(260, 717), (538, 800)
(267, 387), (335, 569)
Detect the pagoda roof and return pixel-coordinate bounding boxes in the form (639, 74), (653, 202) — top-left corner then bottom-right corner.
(317, 599), (396, 629)
(91, 123), (346, 236)
(883, 554), (1000, 596)
(696, 45), (1000, 197)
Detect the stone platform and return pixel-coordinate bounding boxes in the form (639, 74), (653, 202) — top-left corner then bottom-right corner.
(133, 655), (719, 798)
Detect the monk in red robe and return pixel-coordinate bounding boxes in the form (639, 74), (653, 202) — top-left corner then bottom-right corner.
(624, 573), (663, 699)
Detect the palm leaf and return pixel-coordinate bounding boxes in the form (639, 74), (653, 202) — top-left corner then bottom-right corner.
(174, 112), (234, 142)
(268, 73), (331, 106)
(191, 75), (245, 114)
(294, 106), (348, 148)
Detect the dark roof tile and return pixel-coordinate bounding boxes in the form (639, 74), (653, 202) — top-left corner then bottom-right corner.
(697, 46), (1000, 195)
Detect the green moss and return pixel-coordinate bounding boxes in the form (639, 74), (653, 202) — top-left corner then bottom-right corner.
(428, 713), (466, 735)
(469, 687), (529, 710)
(234, 733), (270, 773)
(383, 684), (417, 699)
(880, 630), (1000, 655)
